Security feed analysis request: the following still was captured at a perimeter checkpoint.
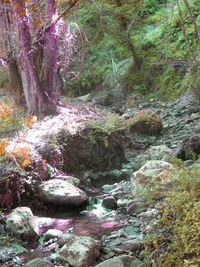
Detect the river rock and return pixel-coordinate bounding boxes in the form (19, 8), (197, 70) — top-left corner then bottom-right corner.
(43, 229), (63, 241)
(95, 255), (143, 267)
(133, 145), (175, 170)
(127, 202), (147, 215)
(132, 160), (173, 180)
(25, 257), (54, 267)
(120, 240), (144, 252)
(6, 207), (40, 241)
(128, 109), (163, 135)
(37, 179), (88, 206)
(59, 236), (100, 267)
(102, 196), (117, 210)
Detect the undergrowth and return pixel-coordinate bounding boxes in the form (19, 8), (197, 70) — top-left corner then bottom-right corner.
(135, 159), (200, 266)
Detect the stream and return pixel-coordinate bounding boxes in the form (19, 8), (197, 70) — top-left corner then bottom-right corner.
(1, 92), (200, 266)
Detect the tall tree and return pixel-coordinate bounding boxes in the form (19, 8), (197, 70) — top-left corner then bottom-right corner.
(0, 0), (79, 114)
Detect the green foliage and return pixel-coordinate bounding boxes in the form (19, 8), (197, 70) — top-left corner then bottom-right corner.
(137, 162), (200, 266)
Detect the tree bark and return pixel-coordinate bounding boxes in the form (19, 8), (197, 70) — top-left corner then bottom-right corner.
(11, 0), (46, 114)
(0, 4), (24, 105)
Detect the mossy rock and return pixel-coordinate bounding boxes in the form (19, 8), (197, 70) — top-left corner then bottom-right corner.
(127, 109), (163, 135)
(58, 124), (126, 175)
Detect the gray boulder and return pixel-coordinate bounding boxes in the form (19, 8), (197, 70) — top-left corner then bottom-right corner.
(59, 235), (100, 267)
(6, 207), (40, 241)
(37, 179), (88, 206)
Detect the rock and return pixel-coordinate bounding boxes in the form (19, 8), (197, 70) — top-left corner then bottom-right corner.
(25, 257), (54, 267)
(133, 145), (175, 170)
(95, 255), (142, 267)
(121, 240), (144, 253)
(102, 184), (114, 191)
(0, 242), (26, 262)
(59, 236), (100, 267)
(53, 175), (80, 186)
(139, 209), (158, 219)
(6, 207), (40, 241)
(175, 135), (200, 160)
(117, 199), (128, 208)
(43, 229), (63, 241)
(37, 179), (88, 206)
(127, 202), (147, 215)
(128, 109), (163, 135)
(58, 121), (126, 174)
(132, 160), (173, 180)
(102, 196), (117, 210)
(57, 233), (75, 247)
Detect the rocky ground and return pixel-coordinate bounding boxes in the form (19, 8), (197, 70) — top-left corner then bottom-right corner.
(1, 91), (200, 267)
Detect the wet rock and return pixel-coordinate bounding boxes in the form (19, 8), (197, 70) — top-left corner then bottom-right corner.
(59, 235), (100, 267)
(95, 255), (142, 267)
(127, 202), (147, 215)
(102, 196), (117, 210)
(37, 179), (88, 206)
(127, 109), (163, 135)
(6, 207), (40, 241)
(25, 257), (54, 267)
(133, 145), (175, 170)
(43, 229), (62, 241)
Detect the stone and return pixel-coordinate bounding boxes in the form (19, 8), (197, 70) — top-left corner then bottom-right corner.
(175, 135), (200, 160)
(53, 175), (80, 186)
(102, 184), (114, 191)
(120, 240), (144, 252)
(95, 255), (142, 267)
(25, 257), (54, 267)
(43, 229), (63, 241)
(117, 199), (128, 208)
(102, 196), (117, 210)
(133, 145), (175, 170)
(37, 179), (88, 206)
(132, 160), (173, 180)
(127, 202), (147, 215)
(57, 233), (75, 247)
(128, 109), (163, 135)
(59, 236), (100, 267)
(6, 207), (40, 241)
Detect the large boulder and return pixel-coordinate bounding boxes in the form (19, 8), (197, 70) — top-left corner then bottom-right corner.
(132, 160), (173, 180)
(6, 207), (40, 241)
(57, 117), (126, 174)
(59, 236), (100, 267)
(128, 109), (163, 135)
(37, 179), (88, 206)
(133, 145), (175, 170)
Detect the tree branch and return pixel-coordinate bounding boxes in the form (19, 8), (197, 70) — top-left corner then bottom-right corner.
(45, 0), (80, 32)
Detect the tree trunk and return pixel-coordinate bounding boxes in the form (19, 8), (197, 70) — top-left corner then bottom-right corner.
(0, 4), (24, 105)
(43, 0), (61, 105)
(7, 59), (24, 105)
(11, 0), (47, 114)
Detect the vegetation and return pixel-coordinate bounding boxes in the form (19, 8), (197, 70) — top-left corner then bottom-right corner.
(135, 160), (200, 266)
